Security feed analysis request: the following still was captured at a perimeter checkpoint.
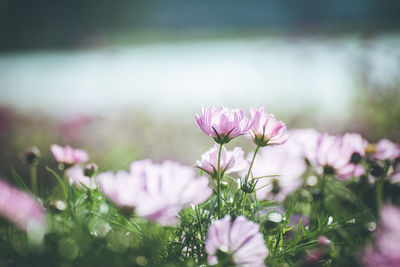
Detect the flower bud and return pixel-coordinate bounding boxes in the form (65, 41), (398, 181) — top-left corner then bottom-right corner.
(317, 235), (331, 246)
(241, 180), (255, 193)
(25, 147), (41, 166)
(84, 163), (98, 177)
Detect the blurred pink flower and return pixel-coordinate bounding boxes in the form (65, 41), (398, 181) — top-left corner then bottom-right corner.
(373, 139), (400, 161)
(50, 144), (89, 165)
(315, 133), (367, 180)
(363, 205), (400, 266)
(286, 128), (321, 164)
(0, 179), (46, 232)
(317, 235), (331, 246)
(250, 145), (305, 202)
(195, 106), (254, 144)
(196, 144), (249, 178)
(205, 215), (268, 267)
(98, 170), (138, 207)
(66, 165), (96, 189)
(99, 160), (212, 226)
(249, 106), (289, 146)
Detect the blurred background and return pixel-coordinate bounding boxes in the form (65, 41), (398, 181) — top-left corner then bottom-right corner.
(0, 0), (400, 186)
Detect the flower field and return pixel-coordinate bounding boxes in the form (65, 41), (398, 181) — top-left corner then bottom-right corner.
(0, 105), (400, 266)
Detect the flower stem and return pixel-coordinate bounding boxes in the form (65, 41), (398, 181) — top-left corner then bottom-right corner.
(254, 189), (260, 221)
(246, 145), (261, 183)
(216, 143), (223, 219)
(241, 145), (261, 215)
(195, 205), (204, 240)
(30, 165), (38, 195)
(376, 179), (383, 209)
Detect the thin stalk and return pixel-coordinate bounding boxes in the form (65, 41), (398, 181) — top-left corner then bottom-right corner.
(195, 206), (204, 241)
(254, 189), (260, 221)
(240, 145), (261, 215)
(376, 179), (383, 209)
(216, 144), (223, 219)
(30, 165), (38, 195)
(246, 145), (261, 182)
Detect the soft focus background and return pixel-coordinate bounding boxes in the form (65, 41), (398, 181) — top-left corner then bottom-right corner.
(1, 0), (400, 186)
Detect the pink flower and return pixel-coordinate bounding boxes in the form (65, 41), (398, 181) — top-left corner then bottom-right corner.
(249, 106), (289, 146)
(99, 160), (212, 226)
(317, 235), (331, 246)
(195, 106), (254, 144)
(0, 179), (46, 232)
(250, 145), (305, 202)
(315, 133), (366, 180)
(50, 144), (89, 165)
(286, 128), (321, 165)
(205, 215), (268, 267)
(362, 205), (400, 266)
(98, 170), (137, 207)
(66, 165), (96, 189)
(196, 144), (249, 178)
(373, 139), (400, 161)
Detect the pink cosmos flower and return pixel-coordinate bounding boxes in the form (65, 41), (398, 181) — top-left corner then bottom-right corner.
(362, 205), (400, 266)
(195, 106), (254, 144)
(249, 106), (289, 146)
(286, 128), (321, 165)
(66, 165), (97, 189)
(315, 133), (367, 180)
(196, 144), (249, 178)
(98, 160), (212, 226)
(0, 179), (46, 232)
(50, 144), (89, 166)
(250, 145), (306, 202)
(373, 139), (400, 161)
(205, 215), (268, 267)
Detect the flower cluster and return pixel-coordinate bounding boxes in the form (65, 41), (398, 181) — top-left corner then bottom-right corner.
(195, 106), (287, 146)
(6, 105), (398, 266)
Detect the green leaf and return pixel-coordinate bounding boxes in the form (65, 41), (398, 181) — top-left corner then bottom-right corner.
(10, 167), (30, 192)
(46, 166), (68, 199)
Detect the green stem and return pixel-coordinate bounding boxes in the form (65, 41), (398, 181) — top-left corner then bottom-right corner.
(195, 206), (204, 241)
(376, 179), (383, 209)
(246, 145), (261, 182)
(240, 145), (261, 215)
(216, 144), (223, 219)
(30, 165), (38, 195)
(254, 189), (260, 221)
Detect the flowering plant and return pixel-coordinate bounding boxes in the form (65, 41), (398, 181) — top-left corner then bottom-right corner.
(0, 105), (399, 266)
